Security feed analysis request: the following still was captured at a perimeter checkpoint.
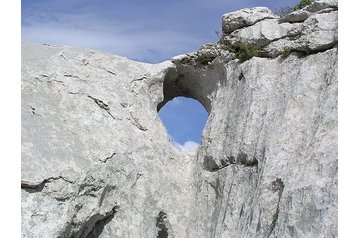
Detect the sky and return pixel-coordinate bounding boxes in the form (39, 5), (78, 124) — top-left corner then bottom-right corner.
(22, 0), (300, 152)
(158, 97), (208, 152)
(22, 0), (299, 63)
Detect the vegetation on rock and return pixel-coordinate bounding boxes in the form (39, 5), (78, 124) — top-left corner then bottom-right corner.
(216, 34), (260, 62)
(292, 0), (315, 11)
(234, 42), (259, 62)
(275, 0), (315, 17)
(282, 47), (292, 58)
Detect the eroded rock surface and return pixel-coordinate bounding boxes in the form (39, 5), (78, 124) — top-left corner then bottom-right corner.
(222, 7), (278, 34)
(22, 1), (337, 237)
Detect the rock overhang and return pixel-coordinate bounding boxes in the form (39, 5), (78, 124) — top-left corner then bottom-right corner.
(21, 1), (338, 237)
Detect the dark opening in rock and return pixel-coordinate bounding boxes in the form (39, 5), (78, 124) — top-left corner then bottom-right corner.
(237, 153), (258, 167)
(156, 211), (169, 238)
(203, 155), (220, 171)
(156, 62), (227, 152)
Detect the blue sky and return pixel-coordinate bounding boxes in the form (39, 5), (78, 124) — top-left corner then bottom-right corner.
(22, 0), (299, 63)
(158, 97), (208, 146)
(22, 0), (300, 151)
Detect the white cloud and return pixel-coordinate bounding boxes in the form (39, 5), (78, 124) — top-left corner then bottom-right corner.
(171, 97), (182, 104)
(22, 22), (203, 63)
(21, 8), (207, 63)
(171, 139), (199, 154)
(22, 0), (297, 63)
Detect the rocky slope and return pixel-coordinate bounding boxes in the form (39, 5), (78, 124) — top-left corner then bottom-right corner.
(21, 0), (337, 237)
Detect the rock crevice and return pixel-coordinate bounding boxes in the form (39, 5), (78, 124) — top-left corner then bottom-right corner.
(21, 1), (337, 237)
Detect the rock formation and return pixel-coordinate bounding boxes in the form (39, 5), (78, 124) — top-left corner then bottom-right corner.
(21, 0), (337, 237)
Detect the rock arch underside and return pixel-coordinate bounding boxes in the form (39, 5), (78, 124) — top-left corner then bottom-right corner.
(21, 1), (338, 237)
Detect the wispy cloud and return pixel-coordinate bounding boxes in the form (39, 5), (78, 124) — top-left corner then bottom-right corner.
(171, 138), (199, 154)
(22, 0), (299, 63)
(22, 8), (203, 62)
(21, 1), (215, 63)
(171, 98), (182, 104)
(22, 22), (201, 63)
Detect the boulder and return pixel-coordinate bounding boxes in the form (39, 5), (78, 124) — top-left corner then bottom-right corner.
(306, 0), (338, 13)
(222, 7), (277, 34)
(279, 9), (311, 23)
(225, 19), (301, 48)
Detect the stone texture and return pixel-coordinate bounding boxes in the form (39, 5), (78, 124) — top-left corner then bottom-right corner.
(263, 11), (338, 57)
(305, 0), (338, 13)
(22, 3), (338, 238)
(279, 9), (310, 23)
(225, 19), (301, 48)
(222, 7), (277, 34)
(190, 47), (337, 238)
(22, 43), (196, 237)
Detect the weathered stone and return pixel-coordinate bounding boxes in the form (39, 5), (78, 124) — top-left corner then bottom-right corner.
(299, 11), (338, 51)
(190, 47), (337, 238)
(262, 10), (337, 57)
(222, 7), (277, 34)
(305, 0), (338, 13)
(279, 9), (310, 23)
(22, 4), (338, 238)
(22, 42), (196, 237)
(225, 19), (301, 48)
(195, 43), (222, 65)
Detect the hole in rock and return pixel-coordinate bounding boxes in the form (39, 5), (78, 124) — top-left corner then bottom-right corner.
(156, 211), (169, 238)
(158, 96), (208, 152)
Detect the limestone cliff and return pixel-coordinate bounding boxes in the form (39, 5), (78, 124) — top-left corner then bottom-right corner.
(21, 0), (337, 237)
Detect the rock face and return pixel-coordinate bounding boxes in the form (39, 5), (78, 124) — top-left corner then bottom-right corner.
(222, 7), (278, 34)
(22, 1), (337, 237)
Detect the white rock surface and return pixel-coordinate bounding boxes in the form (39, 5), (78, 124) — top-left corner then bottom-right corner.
(305, 0), (338, 13)
(22, 43), (196, 237)
(225, 19), (301, 48)
(222, 7), (277, 34)
(190, 48), (337, 238)
(220, 2), (337, 58)
(279, 9), (310, 23)
(263, 11), (337, 57)
(22, 3), (337, 238)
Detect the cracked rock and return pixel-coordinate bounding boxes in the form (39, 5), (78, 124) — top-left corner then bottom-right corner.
(225, 18), (302, 48)
(222, 7), (277, 34)
(279, 9), (310, 23)
(262, 10), (337, 57)
(22, 3), (337, 237)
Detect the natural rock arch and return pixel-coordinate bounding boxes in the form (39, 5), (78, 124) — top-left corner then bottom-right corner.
(156, 61), (227, 113)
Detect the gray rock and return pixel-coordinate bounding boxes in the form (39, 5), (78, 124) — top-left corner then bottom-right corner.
(225, 19), (301, 48)
(305, 0), (338, 13)
(22, 4), (337, 238)
(279, 9), (310, 23)
(299, 11), (338, 51)
(190, 47), (337, 238)
(22, 42), (196, 237)
(222, 7), (277, 34)
(263, 11), (337, 57)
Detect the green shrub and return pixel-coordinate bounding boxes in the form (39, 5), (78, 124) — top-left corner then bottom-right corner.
(275, 0), (315, 17)
(292, 0), (315, 11)
(216, 33), (260, 62)
(234, 42), (259, 62)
